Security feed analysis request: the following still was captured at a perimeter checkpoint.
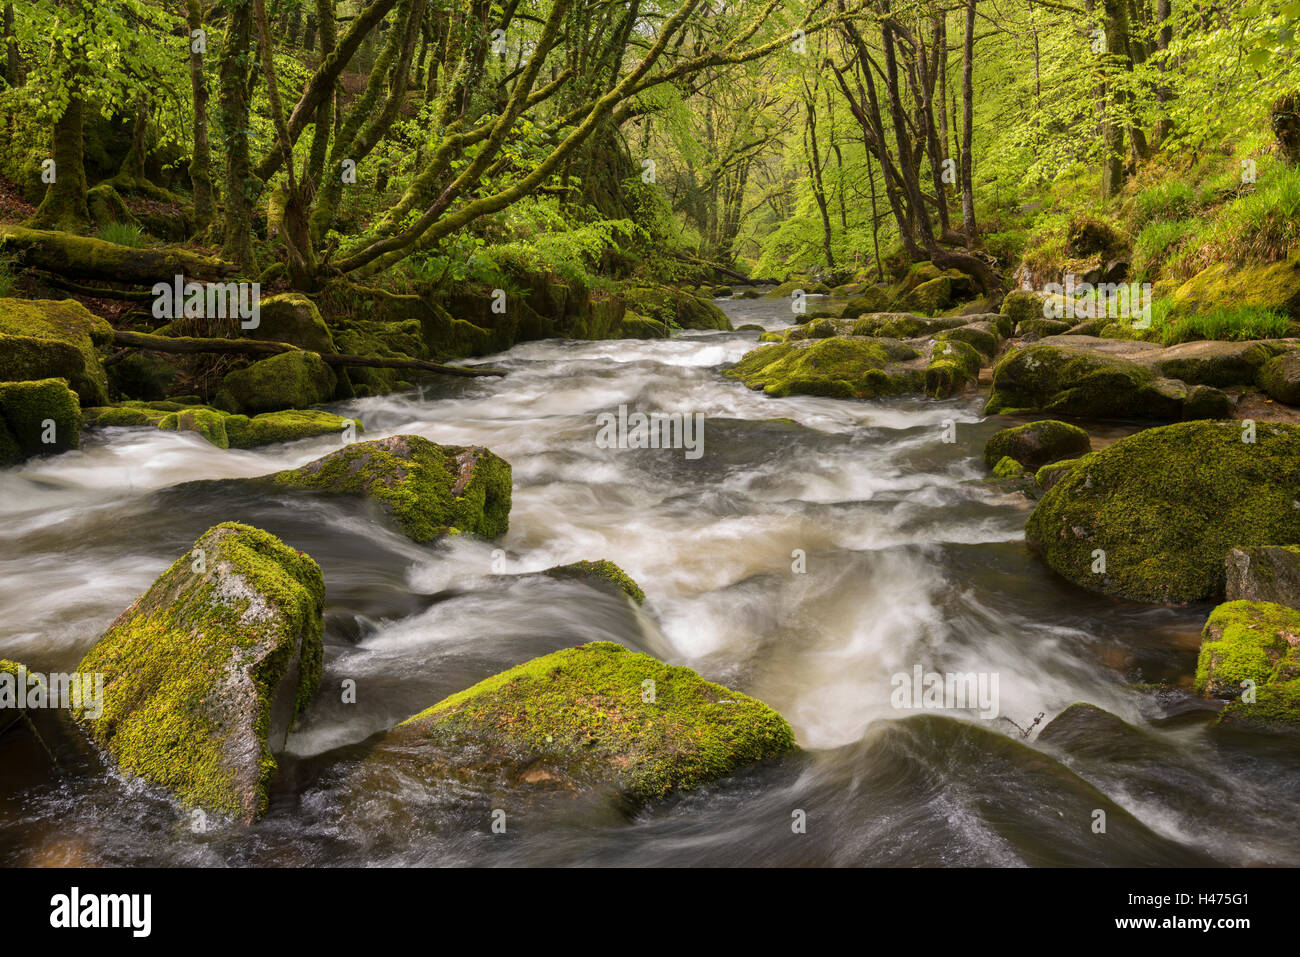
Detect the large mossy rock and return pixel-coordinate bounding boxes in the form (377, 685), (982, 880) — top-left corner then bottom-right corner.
(213, 350), (336, 415)
(1169, 247), (1300, 319)
(1258, 348), (1300, 404)
(247, 293), (335, 354)
(894, 275), (953, 315)
(84, 403), (359, 451)
(840, 286), (892, 318)
(1195, 600), (1300, 734)
(74, 523), (325, 823)
(1151, 340), (1281, 387)
(374, 641), (795, 805)
(1225, 545), (1300, 607)
(621, 285), (731, 331)
(983, 419), (1091, 471)
(0, 298), (111, 404)
(924, 338), (982, 398)
(985, 337), (1181, 418)
(542, 560), (645, 604)
(1025, 421), (1300, 602)
(0, 377), (80, 465)
(725, 336), (924, 399)
(265, 434), (511, 543)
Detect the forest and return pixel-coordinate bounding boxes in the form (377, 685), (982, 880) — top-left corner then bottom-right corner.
(0, 0), (1298, 870)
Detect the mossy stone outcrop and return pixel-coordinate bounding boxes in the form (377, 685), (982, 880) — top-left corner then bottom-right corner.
(894, 275), (953, 315)
(1000, 290), (1047, 331)
(933, 320), (1000, 361)
(265, 434), (511, 543)
(621, 285), (731, 331)
(925, 338), (982, 398)
(0, 298), (111, 405)
(381, 641), (795, 805)
(1196, 600), (1300, 734)
(0, 377), (80, 465)
(1225, 546), (1300, 608)
(213, 350), (336, 415)
(983, 419), (1091, 471)
(248, 293), (336, 354)
(1025, 421), (1300, 603)
(1152, 340), (1281, 388)
(1169, 247), (1300, 320)
(543, 560), (646, 604)
(840, 286), (892, 318)
(985, 338), (1182, 419)
(74, 523), (325, 823)
(725, 336), (924, 399)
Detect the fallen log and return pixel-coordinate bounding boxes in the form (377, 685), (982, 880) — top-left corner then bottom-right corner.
(0, 225), (237, 285)
(110, 330), (507, 378)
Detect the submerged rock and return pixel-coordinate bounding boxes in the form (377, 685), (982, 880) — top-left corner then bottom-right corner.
(369, 641), (795, 806)
(1196, 600), (1300, 734)
(0, 298), (112, 405)
(265, 434), (512, 543)
(0, 377), (80, 465)
(1037, 703), (1175, 762)
(75, 523), (325, 823)
(1025, 421), (1300, 602)
(983, 419), (1091, 471)
(542, 560), (646, 604)
(1225, 545), (1300, 607)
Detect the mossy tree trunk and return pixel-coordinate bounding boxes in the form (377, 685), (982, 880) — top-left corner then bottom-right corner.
(28, 88), (90, 232)
(186, 0), (216, 231)
(217, 0), (257, 270)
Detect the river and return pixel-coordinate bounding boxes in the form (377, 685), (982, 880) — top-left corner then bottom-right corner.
(2, 292), (1297, 866)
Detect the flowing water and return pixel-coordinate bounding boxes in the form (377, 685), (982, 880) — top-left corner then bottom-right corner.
(2, 292), (1298, 867)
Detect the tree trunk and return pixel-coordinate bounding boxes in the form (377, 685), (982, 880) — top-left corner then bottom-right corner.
(217, 0), (257, 269)
(186, 0), (216, 231)
(960, 0), (977, 243)
(29, 91), (89, 231)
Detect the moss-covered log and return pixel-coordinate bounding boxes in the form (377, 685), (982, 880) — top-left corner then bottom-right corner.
(0, 226), (237, 284)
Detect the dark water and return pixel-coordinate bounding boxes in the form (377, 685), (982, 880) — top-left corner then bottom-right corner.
(1, 291), (1297, 866)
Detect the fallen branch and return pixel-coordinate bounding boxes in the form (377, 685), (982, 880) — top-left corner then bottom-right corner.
(31, 271), (157, 301)
(0, 226), (238, 285)
(110, 330), (507, 378)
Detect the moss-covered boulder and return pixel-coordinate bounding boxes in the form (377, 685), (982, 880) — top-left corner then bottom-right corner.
(925, 338), (982, 398)
(248, 293), (335, 354)
(225, 410), (360, 449)
(213, 350), (336, 415)
(74, 523), (325, 823)
(1169, 247), (1300, 320)
(1225, 546), (1300, 608)
(0, 298), (111, 405)
(542, 560), (646, 604)
(848, 313), (967, 339)
(377, 641), (794, 805)
(265, 434), (511, 543)
(1151, 340), (1281, 388)
(933, 320), (1000, 361)
(1258, 349), (1300, 404)
(983, 419), (1091, 471)
(1034, 453), (1091, 491)
(621, 286), (731, 331)
(159, 407), (229, 448)
(985, 339), (1182, 419)
(991, 455), (1026, 478)
(1025, 421), (1300, 602)
(840, 286), (892, 318)
(725, 336), (924, 399)
(1000, 290), (1047, 331)
(618, 314), (669, 339)
(1196, 600), (1300, 734)
(0, 377), (80, 465)
(1182, 384), (1234, 421)
(0, 658), (34, 733)
(1017, 318), (1073, 340)
(894, 275), (953, 315)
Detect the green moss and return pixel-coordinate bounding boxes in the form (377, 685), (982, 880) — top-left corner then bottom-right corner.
(213, 351), (336, 415)
(984, 341), (1180, 418)
(81, 406), (170, 427)
(1195, 600), (1300, 696)
(841, 287), (892, 318)
(544, 559), (646, 604)
(934, 323), (999, 360)
(159, 407), (229, 449)
(725, 336), (923, 399)
(267, 434), (512, 543)
(74, 522), (325, 823)
(249, 293), (335, 353)
(983, 419), (1091, 470)
(925, 339), (981, 398)
(622, 285), (731, 330)
(0, 377), (81, 463)
(396, 641), (795, 803)
(0, 298), (111, 405)
(226, 410), (361, 449)
(1182, 385), (1234, 420)
(991, 455), (1025, 478)
(1034, 453), (1093, 491)
(1025, 421), (1300, 602)
(618, 314), (669, 339)
(894, 275), (953, 315)
(1017, 318), (1073, 340)
(1169, 249), (1300, 321)
(1258, 349), (1300, 404)
(1000, 290), (1047, 330)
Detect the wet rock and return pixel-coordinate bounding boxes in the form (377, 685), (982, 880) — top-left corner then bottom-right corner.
(1037, 703), (1173, 762)
(1225, 545), (1300, 608)
(1025, 421), (1300, 602)
(75, 522), (325, 823)
(925, 338), (982, 398)
(725, 336), (924, 399)
(359, 641), (795, 807)
(983, 419), (1091, 470)
(542, 560), (645, 604)
(0, 377), (80, 465)
(265, 434), (512, 543)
